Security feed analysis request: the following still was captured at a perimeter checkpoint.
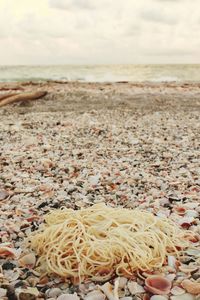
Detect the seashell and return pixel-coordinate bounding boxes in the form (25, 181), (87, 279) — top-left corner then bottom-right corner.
(145, 276), (171, 295)
(165, 273), (176, 282)
(17, 287), (40, 300)
(168, 256), (177, 269)
(4, 269), (20, 281)
(120, 298), (132, 300)
(46, 288), (62, 298)
(150, 296), (168, 300)
(179, 264), (198, 274)
(19, 253), (36, 268)
(185, 210), (199, 218)
(128, 281), (145, 294)
(57, 294), (80, 300)
(171, 286), (185, 295)
(0, 243), (21, 258)
(185, 249), (200, 257)
(174, 207), (186, 216)
(118, 277), (128, 289)
(85, 290), (106, 300)
(0, 288), (7, 298)
(0, 190), (9, 200)
(170, 293), (195, 300)
(100, 282), (119, 300)
(178, 217), (194, 229)
(181, 279), (200, 295)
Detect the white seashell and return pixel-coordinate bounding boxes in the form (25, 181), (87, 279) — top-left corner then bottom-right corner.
(165, 273), (176, 282)
(170, 293), (195, 300)
(168, 256), (177, 269)
(19, 253), (36, 268)
(85, 290), (106, 300)
(89, 175), (100, 185)
(150, 296), (168, 300)
(185, 210), (199, 218)
(120, 297), (132, 300)
(57, 294), (80, 300)
(171, 286), (185, 295)
(179, 265), (198, 274)
(0, 288), (7, 298)
(127, 281), (145, 294)
(100, 282), (119, 300)
(4, 269), (20, 281)
(185, 249), (200, 256)
(47, 288), (62, 298)
(184, 203), (199, 209)
(118, 277), (128, 289)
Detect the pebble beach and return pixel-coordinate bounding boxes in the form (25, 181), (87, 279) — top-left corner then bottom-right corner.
(0, 81), (200, 300)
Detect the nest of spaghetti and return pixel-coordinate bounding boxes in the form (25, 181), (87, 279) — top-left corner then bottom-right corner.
(28, 203), (192, 283)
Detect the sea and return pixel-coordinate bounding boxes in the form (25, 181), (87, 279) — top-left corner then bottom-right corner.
(0, 64), (200, 83)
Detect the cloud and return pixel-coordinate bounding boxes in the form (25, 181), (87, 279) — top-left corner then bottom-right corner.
(140, 9), (177, 25)
(0, 0), (200, 64)
(49, 0), (95, 10)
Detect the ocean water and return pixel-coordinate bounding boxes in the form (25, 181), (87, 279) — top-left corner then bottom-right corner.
(0, 64), (200, 83)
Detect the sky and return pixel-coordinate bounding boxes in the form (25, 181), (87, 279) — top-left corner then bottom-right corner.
(0, 0), (199, 65)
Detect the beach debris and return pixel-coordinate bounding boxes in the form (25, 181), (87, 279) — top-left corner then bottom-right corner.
(128, 281), (145, 294)
(0, 91), (47, 107)
(99, 281), (119, 300)
(28, 204), (190, 282)
(85, 290), (106, 300)
(18, 252), (36, 268)
(145, 276), (172, 295)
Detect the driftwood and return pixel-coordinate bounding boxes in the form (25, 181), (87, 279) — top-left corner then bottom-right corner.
(0, 91), (47, 107)
(0, 93), (18, 101)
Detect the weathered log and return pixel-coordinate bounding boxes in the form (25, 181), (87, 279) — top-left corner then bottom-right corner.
(0, 91), (47, 107)
(0, 93), (18, 101)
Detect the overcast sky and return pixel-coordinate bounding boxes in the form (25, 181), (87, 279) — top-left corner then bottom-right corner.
(0, 0), (199, 65)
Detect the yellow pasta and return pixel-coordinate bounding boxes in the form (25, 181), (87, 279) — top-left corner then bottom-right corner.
(28, 203), (191, 283)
